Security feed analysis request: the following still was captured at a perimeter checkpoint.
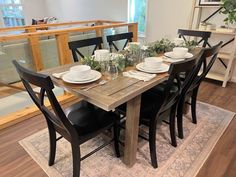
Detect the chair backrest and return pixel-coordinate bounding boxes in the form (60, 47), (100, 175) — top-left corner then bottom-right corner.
(156, 52), (203, 115)
(178, 29), (212, 47)
(189, 41), (223, 91)
(12, 61), (76, 139)
(68, 37), (103, 62)
(106, 32), (133, 52)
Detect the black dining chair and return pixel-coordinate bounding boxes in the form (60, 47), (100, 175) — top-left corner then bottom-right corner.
(106, 32), (133, 52)
(178, 29), (212, 47)
(117, 52), (202, 168)
(68, 37), (103, 62)
(12, 60), (120, 177)
(176, 42), (223, 139)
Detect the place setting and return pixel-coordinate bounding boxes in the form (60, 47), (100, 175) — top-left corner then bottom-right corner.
(163, 46), (193, 63)
(123, 57), (169, 82)
(52, 65), (102, 84)
(136, 57), (169, 74)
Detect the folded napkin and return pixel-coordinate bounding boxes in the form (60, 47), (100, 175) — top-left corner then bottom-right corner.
(52, 71), (68, 79)
(123, 70), (156, 82)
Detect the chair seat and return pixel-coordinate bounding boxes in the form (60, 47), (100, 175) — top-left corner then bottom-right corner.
(149, 80), (179, 94)
(65, 101), (115, 142)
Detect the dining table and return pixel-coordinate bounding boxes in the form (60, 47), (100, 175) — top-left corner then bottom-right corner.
(42, 62), (169, 167)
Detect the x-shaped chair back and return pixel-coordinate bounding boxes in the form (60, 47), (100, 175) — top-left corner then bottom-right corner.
(178, 29), (211, 47)
(68, 37), (103, 62)
(106, 32), (133, 52)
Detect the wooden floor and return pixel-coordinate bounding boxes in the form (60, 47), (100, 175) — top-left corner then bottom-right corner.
(0, 82), (25, 99)
(0, 81), (236, 177)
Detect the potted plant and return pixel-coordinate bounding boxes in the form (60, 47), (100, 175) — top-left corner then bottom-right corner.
(220, 0), (236, 31)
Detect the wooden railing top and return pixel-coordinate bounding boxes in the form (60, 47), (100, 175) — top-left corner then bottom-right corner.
(0, 20), (123, 32)
(0, 21), (137, 42)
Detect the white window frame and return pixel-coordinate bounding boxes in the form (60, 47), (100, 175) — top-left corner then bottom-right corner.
(0, 0), (25, 27)
(128, 0), (148, 37)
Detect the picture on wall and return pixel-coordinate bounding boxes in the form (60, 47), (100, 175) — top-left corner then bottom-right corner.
(199, 0), (222, 6)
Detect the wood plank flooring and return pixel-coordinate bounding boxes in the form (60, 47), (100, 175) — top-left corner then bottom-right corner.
(0, 82), (24, 99)
(196, 81), (236, 177)
(0, 81), (236, 177)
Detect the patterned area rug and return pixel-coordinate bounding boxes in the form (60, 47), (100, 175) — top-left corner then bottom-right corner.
(19, 102), (235, 177)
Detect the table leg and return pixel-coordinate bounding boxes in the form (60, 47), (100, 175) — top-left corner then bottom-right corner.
(124, 95), (141, 166)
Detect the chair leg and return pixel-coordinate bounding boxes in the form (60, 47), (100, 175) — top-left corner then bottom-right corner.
(47, 122), (57, 166)
(109, 44), (113, 53)
(191, 87), (199, 124)
(177, 97), (185, 139)
(149, 122), (158, 168)
(71, 143), (81, 177)
(170, 103), (177, 147)
(113, 117), (120, 157)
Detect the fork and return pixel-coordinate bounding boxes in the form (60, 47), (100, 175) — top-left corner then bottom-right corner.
(82, 80), (108, 91)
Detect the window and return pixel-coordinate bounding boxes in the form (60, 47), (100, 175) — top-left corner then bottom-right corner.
(0, 0), (25, 27)
(128, 0), (148, 36)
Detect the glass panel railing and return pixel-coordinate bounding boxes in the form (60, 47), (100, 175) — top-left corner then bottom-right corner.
(39, 36), (60, 69)
(0, 21), (137, 119)
(0, 39), (33, 84)
(0, 37), (65, 117)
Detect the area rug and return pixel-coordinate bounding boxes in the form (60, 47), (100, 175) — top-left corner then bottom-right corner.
(19, 102), (235, 177)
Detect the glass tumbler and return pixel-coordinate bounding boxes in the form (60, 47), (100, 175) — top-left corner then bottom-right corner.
(107, 61), (118, 80)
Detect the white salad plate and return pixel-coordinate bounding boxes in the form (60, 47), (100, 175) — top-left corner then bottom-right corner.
(136, 62), (169, 74)
(65, 72), (96, 82)
(164, 52), (193, 59)
(62, 70), (102, 84)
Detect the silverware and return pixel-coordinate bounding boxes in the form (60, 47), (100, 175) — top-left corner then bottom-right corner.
(82, 80), (108, 91)
(129, 70), (155, 77)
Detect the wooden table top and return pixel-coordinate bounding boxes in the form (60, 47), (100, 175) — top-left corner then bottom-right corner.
(42, 63), (168, 111)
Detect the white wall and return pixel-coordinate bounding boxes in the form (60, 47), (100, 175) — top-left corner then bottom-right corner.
(146, 0), (193, 42)
(40, 0), (193, 42)
(44, 0), (127, 22)
(23, 0), (48, 25)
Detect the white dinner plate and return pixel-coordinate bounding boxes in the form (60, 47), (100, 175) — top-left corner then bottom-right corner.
(164, 52), (193, 59)
(136, 62), (169, 74)
(63, 72), (96, 82)
(162, 57), (185, 63)
(62, 70), (102, 84)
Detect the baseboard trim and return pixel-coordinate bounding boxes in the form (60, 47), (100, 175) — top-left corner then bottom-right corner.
(231, 76), (236, 83)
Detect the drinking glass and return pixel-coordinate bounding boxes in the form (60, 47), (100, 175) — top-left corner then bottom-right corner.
(107, 61), (118, 80)
(99, 61), (108, 74)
